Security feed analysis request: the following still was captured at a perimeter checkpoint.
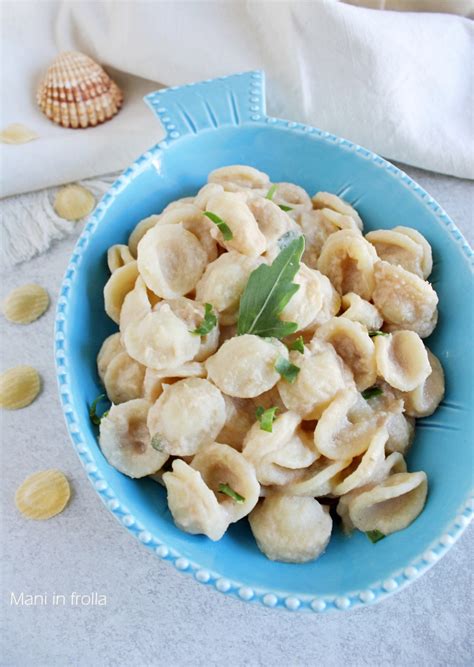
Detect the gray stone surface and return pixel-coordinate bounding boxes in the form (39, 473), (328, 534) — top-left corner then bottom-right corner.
(1, 165), (473, 667)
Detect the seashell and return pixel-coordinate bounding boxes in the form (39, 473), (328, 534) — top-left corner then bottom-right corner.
(2, 284), (49, 324)
(0, 123), (38, 144)
(37, 51), (123, 129)
(54, 184), (95, 221)
(0, 365), (41, 410)
(15, 469), (71, 520)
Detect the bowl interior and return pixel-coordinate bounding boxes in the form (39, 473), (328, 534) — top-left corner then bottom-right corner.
(64, 125), (473, 598)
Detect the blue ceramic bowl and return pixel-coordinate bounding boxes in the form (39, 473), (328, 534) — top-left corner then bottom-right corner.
(55, 71), (473, 613)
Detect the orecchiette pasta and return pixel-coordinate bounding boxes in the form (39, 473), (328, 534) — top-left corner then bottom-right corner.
(147, 378), (226, 456)
(206, 334), (288, 398)
(96, 169), (443, 559)
(374, 330), (431, 391)
(249, 494), (332, 563)
(99, 399), (168, 478)
(313, 317), (377, 390)
(318, 229), (378, 299)
(372, 260), (438, 338)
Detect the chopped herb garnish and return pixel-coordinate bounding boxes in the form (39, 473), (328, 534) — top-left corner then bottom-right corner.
(279, 204), (293, 212)
(255, 405), (278, 432)
(151, 434), (166, 452)
(288, 336), (305, 354)
(191, 303), (217, 336)
(369, 331), (389, 337)
(218, 482), (245, 504)
(203, 211), (233, 241)
(265, 184), (278, 200)
(89, 394), (110, 425)
(237, 236), (304, 338)
(366, 529), (386, 543)
(275, 356), (300, 383)
(362, 386), (383, 400)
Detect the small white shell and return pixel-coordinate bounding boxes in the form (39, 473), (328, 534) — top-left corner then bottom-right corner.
(2, 284), (49, 324)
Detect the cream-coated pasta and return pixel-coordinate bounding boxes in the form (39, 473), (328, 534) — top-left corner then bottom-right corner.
(97, 332), (124, 383)
(208, 164), (270, 193)
(103, 351), (145, 404)
(248, 196), (301, 248)
(107, 244), (135, 273)
(206, 191), (266, 256)
(280, 457), (352, 498)
(128, 214), (160, 258)
(393, 226), (433, 278)
(155, 204), (218, 262)
(340, 292), (383, 331)
(374, 330), (431, 391)
(398, 349), (445, 417)
(312, 191), (363, 229)
(103, 260), (139, 324)
(366, 229), (425, 278)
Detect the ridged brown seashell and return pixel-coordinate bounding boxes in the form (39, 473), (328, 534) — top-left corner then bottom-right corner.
(37, 51), (123, 129)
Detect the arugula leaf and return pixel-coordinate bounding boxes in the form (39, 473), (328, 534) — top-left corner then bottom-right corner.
(288, 336), (305, 354)
(362, 386), (383, 400)
(218, 483), (245, 504)
(265, 184), (277, 200)
(191, 303), (217, 336)
(255, 406), (278, 432)
(369, 331), (389, 338)
(89, 394), (110, 426)
(366, 529), (386, 543)
(275, 356), (300, 383)
(237, 236), (305, 338)
(203, 211), (233, 241)
(279, 204), (293, 212)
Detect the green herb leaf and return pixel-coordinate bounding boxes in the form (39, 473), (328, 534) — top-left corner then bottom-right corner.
(279, 204), (293, 212)
(255, 405), (278, 432)
(89, 394), (109, 426)
(369, 331), (389, 337)
(151, 434), (166, 452)
(218, 482), (245, 504)
(265, 184), (278, 200)
(237, 236), (305, 338)
(203, 211), (233, 241)
(366, 529), (386, 543)
(191, 303), (217, 336)
(288, 336), (305, 354)
(361, 386), (383, 400)
(275, 356), (300, 383)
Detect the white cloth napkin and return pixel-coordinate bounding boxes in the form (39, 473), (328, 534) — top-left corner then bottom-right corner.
(1, 0), (473, 198)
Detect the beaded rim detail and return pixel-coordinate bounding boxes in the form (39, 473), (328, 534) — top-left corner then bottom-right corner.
(55, 71), (473, 613)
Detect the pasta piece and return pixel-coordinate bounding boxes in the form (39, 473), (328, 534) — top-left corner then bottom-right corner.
(314, 387), (385, 460)
(99, 399), (168, 478)
(331, 424), (388, 496)
(318, 229), (378, 299)
(194, 182), (224, 210)
(340, 292), (383, 331)
(298, 210), (338, 269)
(107, 244), (135, 273)
(366, 229), (425, 277)
(398, 349), (445, 417)
(1, 123), (38, 144)
(205, 191), (266, 256)
(54, 184), (95, 221)
(374, 330), (431, 391)
(0, 365), (40, 410)
(249, 495), (332, 563)
(206, 335), (288, 398)
(161, 196), (195, 212)
(195, 251), (262, 325)
(123, 303), (200, 370)
(97, 333), (123, 383)
(312, 191), (363, 229)
(142, 363), (206, 403)
(386, 414), (415, 455)
(163, 459), (229, 541)
(347, 471), (428, 535)
(248, 196), (301, 248)
(128, 214), (160, 258)
(272, 183), (312, 218)
(372, 261), (438, 338)
(277, 341), (351, 419)
(217, 395), (256, 451)
(155, 204), (218, 262)
(393, 226), (433, 279)
(281, 457), (352, 497)
(103, 351), (145, 404)
(15, 469), (70, 520)
(208, 164), (270, 193)
(2, 283), (49, 324)
(165, 297), (219, 361)
(137, 224), (207, 298)
(119, 275), (155, 334)
(313, 317), (377, 390)
(252, 386), (286, 413)
(147, 378), (226, 456)
(243, 411), (318, 486)
(191, 443), (260, 522)
(103, 260), (139, 324)
(280, 264), (332, 332)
